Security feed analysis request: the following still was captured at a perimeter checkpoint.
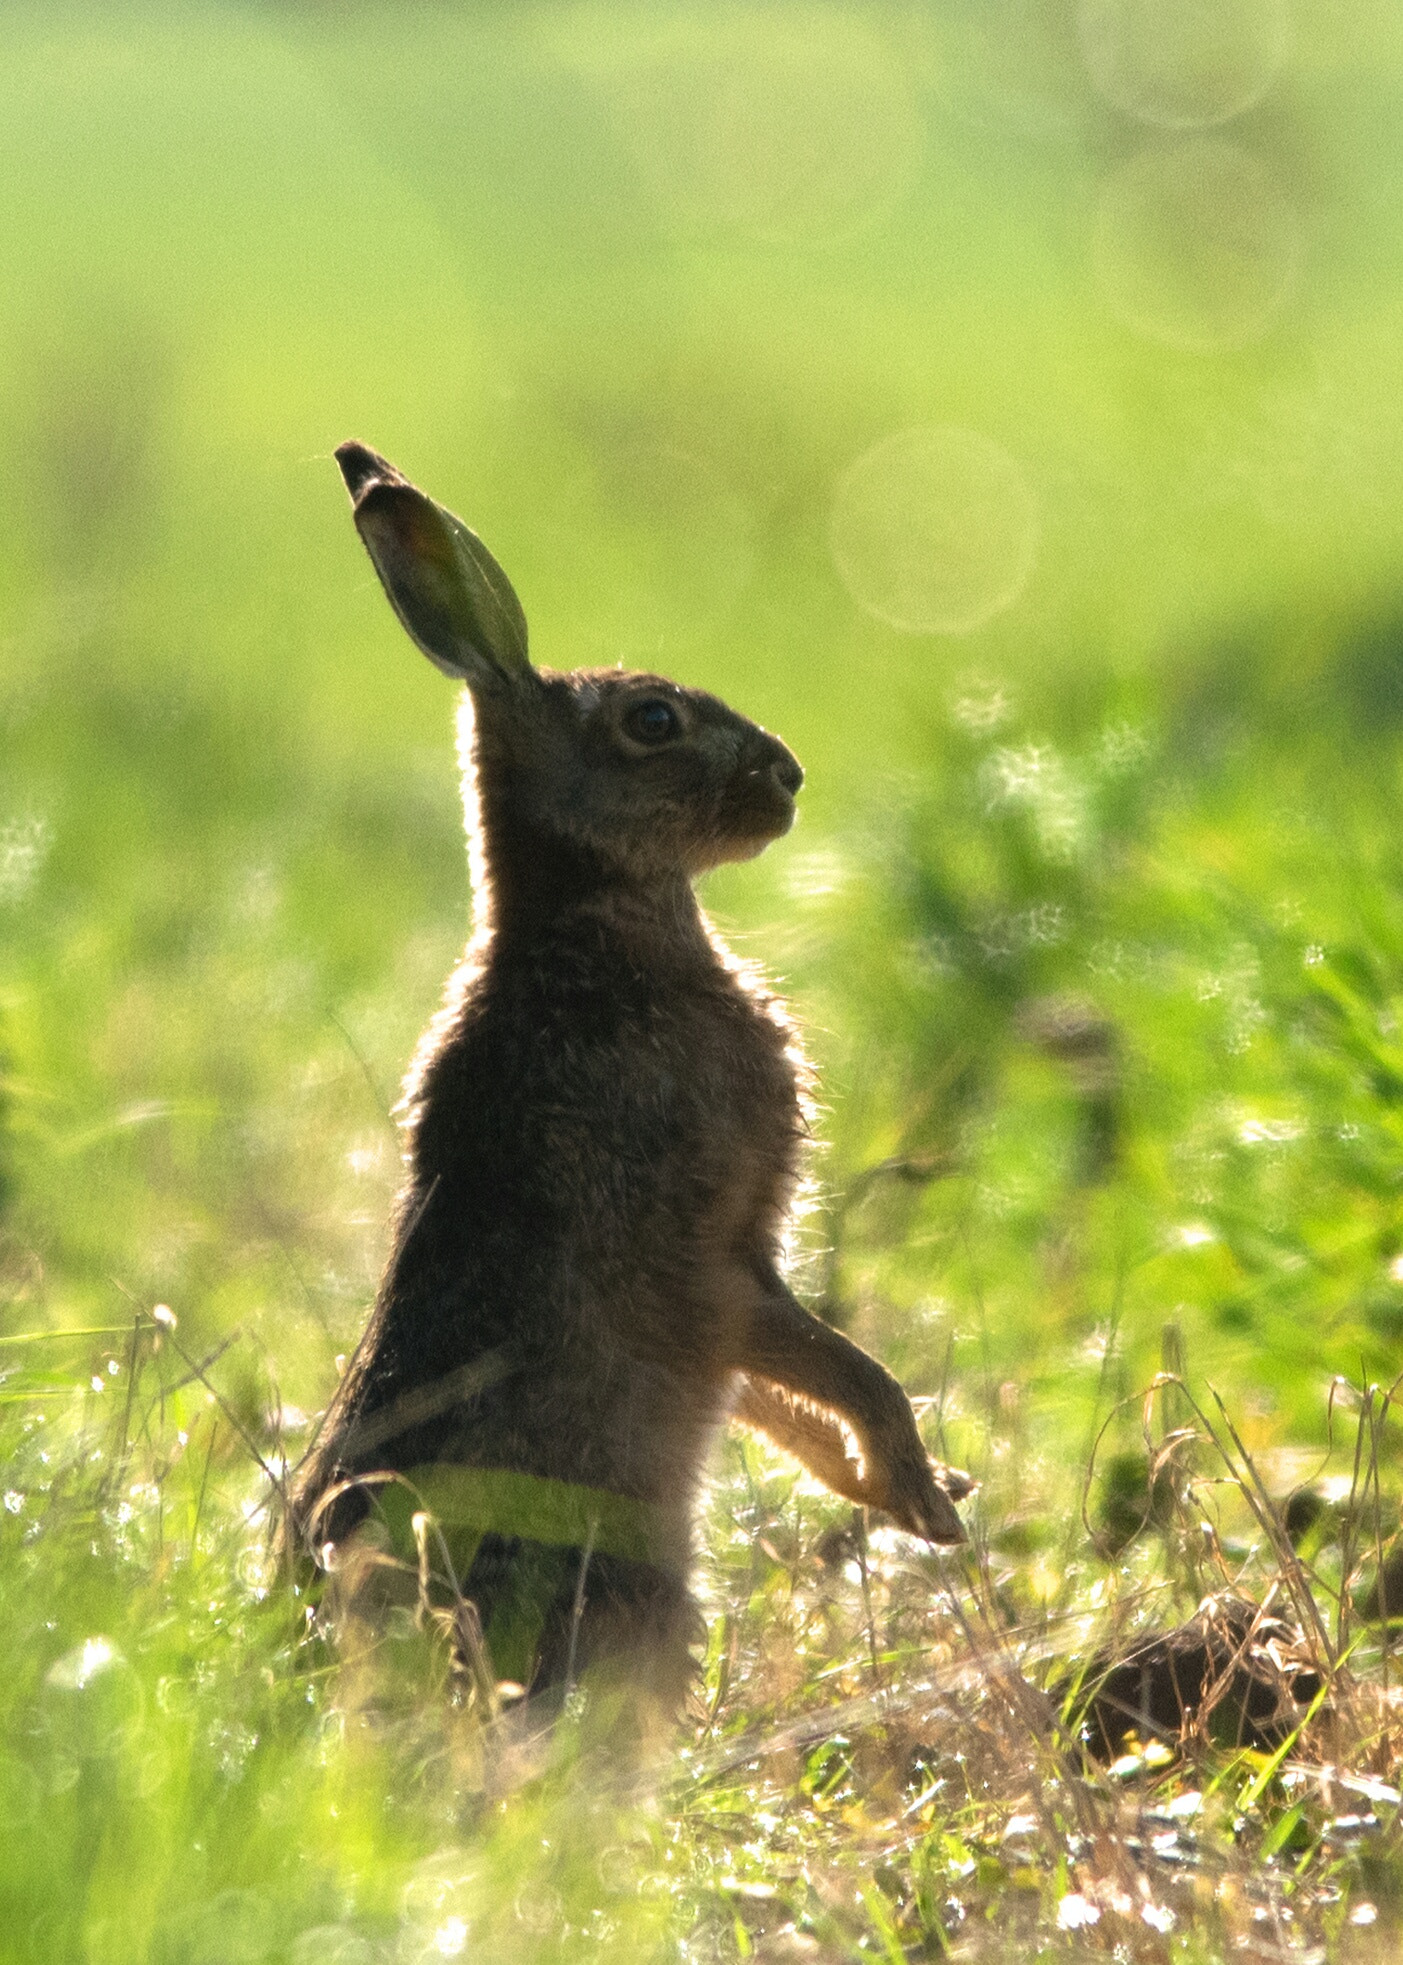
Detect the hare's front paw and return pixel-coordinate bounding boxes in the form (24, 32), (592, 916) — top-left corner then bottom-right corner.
(868, 1439), (968, 1546)
(933, 1460), (976, 1503)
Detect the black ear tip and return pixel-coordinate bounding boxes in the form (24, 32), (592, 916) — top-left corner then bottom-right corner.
(335, 440), (394, 503)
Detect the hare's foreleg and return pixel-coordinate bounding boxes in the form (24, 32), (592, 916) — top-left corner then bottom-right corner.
(737, 1277), (967, 1545)
(732, 1377), (875, 1506)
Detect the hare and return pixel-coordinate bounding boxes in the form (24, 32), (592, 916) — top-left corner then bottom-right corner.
(289, 443), (967, 1710)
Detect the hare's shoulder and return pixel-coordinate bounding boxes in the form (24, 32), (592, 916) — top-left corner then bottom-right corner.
(403, 906), (801, 1142)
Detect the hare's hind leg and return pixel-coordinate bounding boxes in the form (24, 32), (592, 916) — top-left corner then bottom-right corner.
(528, 1546), (700, 1711)
(736, 1276), (968, 1545)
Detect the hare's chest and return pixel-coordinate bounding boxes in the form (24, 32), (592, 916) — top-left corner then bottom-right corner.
(714, 1008), (799, 1144)
(660, 982), (803, 1204)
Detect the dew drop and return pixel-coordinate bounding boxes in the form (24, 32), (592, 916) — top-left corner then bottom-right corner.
(46, 1635), (121, 1691)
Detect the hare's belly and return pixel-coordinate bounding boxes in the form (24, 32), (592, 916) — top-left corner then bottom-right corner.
(456, 1338), (729, 1542)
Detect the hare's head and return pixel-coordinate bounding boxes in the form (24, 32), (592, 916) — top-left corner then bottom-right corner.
(336, 443), (802, 890)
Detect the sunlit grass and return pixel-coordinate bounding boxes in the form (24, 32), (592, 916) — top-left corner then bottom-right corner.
(6, 1303), (1403, 1960)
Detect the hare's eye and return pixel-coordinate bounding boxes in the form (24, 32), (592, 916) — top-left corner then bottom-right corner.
(623, 699), (681, 746)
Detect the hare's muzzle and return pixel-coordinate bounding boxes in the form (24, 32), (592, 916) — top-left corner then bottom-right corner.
(745, 729), (801, 797)
(769, 747), (803, 797)
(722, 734), (803, 852)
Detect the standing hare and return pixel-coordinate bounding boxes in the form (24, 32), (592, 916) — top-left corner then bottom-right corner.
(290, 443), (967, 1711)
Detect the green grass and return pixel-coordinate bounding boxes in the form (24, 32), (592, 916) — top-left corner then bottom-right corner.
(5, 1), (1403, 1958)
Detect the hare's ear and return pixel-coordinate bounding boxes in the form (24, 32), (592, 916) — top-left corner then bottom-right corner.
(335, 441), (532, 687)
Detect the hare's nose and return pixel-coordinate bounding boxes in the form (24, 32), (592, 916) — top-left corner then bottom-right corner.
(771, 749), (803, 796)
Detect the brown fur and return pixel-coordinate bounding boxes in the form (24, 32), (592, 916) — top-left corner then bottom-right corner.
(288, 444), (965, 1708)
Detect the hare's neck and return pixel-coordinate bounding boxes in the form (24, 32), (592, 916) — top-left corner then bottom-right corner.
(474, 815), (620, 928)
(575, 877), (713, 970)
(491, 852), (707, 958)
(471, 805), (708, 959)
(466, 757), (712, 959)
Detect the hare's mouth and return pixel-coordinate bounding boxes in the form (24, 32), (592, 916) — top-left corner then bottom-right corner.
(723, 777), (799, 851)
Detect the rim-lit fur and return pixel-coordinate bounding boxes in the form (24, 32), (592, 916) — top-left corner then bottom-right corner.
(288, 448), (965, 1716)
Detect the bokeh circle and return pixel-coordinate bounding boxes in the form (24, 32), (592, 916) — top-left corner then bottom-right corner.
(830, 426), (1039, 635)
(563, 13), (924, 245)
(1093, 139), (1299, 351)
(1077, 0), (1290, 130)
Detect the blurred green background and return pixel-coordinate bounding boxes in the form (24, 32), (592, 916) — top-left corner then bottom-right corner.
(5, 6), (1403, 1953)
(6, 0), (1403, 1420)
